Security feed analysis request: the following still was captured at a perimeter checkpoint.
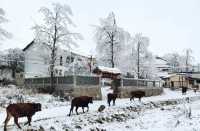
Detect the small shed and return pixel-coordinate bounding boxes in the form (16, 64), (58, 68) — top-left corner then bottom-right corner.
(162, 73), (188, 88)
(93, 66), (121, 79)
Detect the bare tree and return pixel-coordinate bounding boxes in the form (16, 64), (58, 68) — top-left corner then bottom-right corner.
(133, 33), (150, 78)
(33, 3), (82, 93)
(0, 8), (12, 44)
(94, 12), (127, 68)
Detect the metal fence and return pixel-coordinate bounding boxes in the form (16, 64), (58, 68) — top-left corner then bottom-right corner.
(121, 78), (161, 88)
(24, 75), (100, 90)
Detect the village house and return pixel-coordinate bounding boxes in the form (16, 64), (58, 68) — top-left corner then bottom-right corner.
(162, 72), (200, 89)
(23, 40), (96, 78)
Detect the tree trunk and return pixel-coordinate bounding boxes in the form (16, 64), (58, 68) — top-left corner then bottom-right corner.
(50, 25), (57, 94)
(137, 42), (140, 79)
(111, 34), (114, 68)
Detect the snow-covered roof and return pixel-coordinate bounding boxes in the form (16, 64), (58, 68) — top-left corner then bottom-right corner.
(97, 66), (121, 74)
(162, 74), (176, 79)
(23, 40), (94, 59)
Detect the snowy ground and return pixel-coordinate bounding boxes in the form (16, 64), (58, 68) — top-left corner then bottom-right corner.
(0, 86), (200, 131)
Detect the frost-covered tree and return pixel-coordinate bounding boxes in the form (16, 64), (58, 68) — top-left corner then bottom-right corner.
(133, 33), (152, 78)
(184, 48), (193, 72)
(118, 33), (135, 74)
(0, 8), (12, 44)
(163, 49), (194, 72)
(94, 12), (127, 68)
(33, 3), (82, 93)
(5, 48), (24, 78)
(163, 53), (181, 71)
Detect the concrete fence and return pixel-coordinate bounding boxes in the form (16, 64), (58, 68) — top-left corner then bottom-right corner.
(24, 76), (163, 100)
(119, 78), (163, 98)
(24, 75), (102, 100)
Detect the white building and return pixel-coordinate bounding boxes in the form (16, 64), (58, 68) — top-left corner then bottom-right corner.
(23, 40), (96, 78)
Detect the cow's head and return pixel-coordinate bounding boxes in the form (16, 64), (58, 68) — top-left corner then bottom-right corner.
(33, 103), (42, 112)
(88, 97), (93, 104)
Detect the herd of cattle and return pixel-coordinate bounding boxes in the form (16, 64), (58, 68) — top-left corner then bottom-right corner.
(3, 90), (146, 131)
(3, 86), (192, 131)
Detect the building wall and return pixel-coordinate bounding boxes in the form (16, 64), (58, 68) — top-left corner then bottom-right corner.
(24, 42), (92, 78)
(165, 75), (188, 88)
(24, 43), (50, 78)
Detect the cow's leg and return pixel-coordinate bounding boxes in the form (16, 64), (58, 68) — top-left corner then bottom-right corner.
(87, 105), (89, 112)
(14, 117), (21, 129)
(28, 116), (32, 126)
(4, 112), (12, 131)
(68, 106), (74, 116)
(82, 107), (85, 113)
(75, 106), (79, 115)
(139, 97), (141, 102)
(108, 100), (111, 106)
(113, 99), (115, 106)
(25, 116), (32, 126)
(130, 96), (134, 101)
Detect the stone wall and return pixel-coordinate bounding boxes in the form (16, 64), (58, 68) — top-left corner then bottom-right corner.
(71, 86), (102, 100)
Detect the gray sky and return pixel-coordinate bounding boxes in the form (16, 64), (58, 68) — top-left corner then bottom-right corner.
(1, 0), (200, 63)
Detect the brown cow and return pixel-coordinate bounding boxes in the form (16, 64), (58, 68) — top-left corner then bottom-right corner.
(130, 90), (145, 101)
(107, 93), (118, 106)
(4, 103), (41, 131)
(68, 96), (93, 116)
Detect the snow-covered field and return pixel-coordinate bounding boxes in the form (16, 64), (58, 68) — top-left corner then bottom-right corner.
(1, 86), (200, 131)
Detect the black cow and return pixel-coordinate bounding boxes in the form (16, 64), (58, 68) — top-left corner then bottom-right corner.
(68, 96), (93, 116)
(107, 93), (118, 106)
(130, 90), (145, 101)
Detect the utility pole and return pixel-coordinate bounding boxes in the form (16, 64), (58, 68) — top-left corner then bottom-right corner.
(137, 41), (140, 79)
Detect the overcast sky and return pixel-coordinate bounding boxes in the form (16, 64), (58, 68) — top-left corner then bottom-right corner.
(1, 0), (200, 63)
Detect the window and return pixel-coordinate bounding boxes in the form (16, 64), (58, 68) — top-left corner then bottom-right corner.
(66, 56), (74, 63)
(60, 56), (63, 66)
(66, 56), (70, 63)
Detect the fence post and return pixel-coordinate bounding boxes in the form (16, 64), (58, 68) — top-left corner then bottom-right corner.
(153, 81), (155, 87)
(43, 78), (44, 89)
(73, 75), (77, 88)
(31, 79), (33, 89)
(57, 77), (58, 89)
(99, 76), (101, 88)
(121, 78), (123, 88)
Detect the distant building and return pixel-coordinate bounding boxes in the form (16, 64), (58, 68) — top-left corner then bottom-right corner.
(162, 72), (200, 89)
(23, 40), (96, 78)
(93, 66), (121, 79)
